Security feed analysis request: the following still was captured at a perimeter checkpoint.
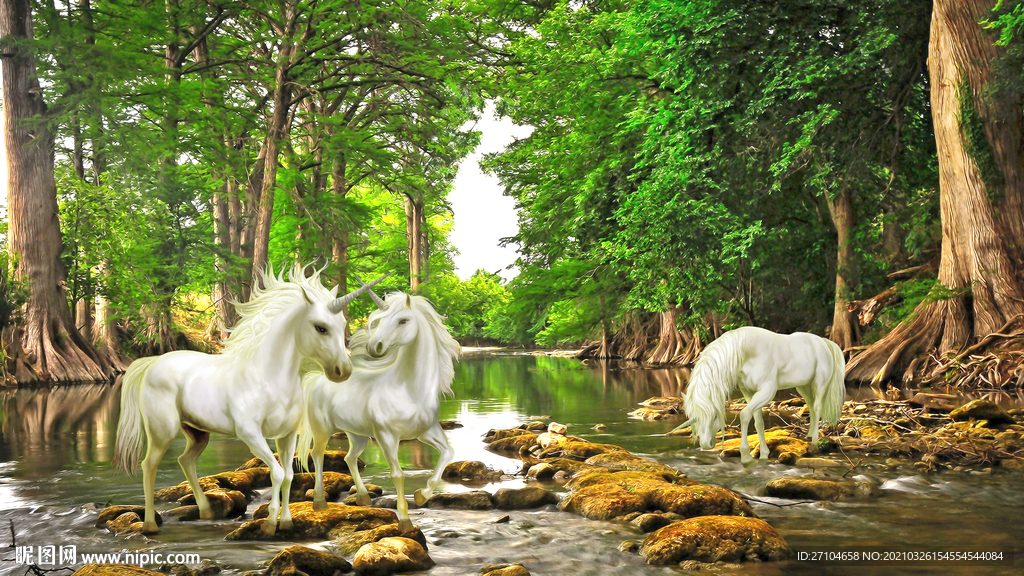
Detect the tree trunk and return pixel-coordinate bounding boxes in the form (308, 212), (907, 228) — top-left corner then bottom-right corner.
(1, 0), (111, 382)
(405, 195), (423, 292)
(825, 187), (859, 350)
(251, 45), (294, 289)
(330, 155), (350, 312)
(93, 262), (126, 371)
(647, 307), (686, 365)
(847, 0), (1024, 386)
(76, 298), (93, 343)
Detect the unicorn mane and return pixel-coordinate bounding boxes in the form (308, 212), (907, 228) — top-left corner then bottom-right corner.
(349, 292), (462, 397)
(684, 328), (748, 439)
(221, 263), (334, 359)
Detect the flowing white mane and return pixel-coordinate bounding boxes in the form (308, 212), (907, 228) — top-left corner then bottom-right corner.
(684, 328), (748, 434)
(221, 263), (334, 359)
(349, 292), (462, 396)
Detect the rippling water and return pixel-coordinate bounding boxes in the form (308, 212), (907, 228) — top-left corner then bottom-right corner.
(0, 352), (1021, 575)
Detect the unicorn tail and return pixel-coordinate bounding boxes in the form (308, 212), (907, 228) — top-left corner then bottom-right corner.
(113, 356), (160, 474)
(821, 339), (847, 425)
(295, 368), (322, 473)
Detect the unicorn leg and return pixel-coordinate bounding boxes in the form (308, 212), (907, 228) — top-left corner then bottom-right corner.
(414, 423), (454, 506)
(177, 424), (212, 519)
(376, 431), (413, 529)
(240, 431), (285, 536)
(345, 433), (372, 506)
(311, 432), (330, 511)
(740, 384), (777, 466)
(753, 409), (769, 461)
(141, 432), (174, 534)
(669, 417), (694, 434)
(808, 401), (821, 446)
(275, 434), (298, 531)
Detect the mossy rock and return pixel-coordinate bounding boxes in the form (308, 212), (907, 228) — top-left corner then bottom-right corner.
(493, 486), (559, 510)
(226, 502), (397, 540)
(718, 428), (812, 459)
(537, 440), (625, 459)
(640, 517), (790, 564)
(650, 485), (756, 519)
(950, 399), (1014, 425)
(95, 506), (161, 529)
(264, 545), (351, 576)
(74, 565), (164, 576)
(154, 477), (221, 502)
(290, 472), (354, 501)
(480, 563), (530, 576)
(565, 470), (693, 491)
(583, 451), (683, 478)
(485, 428), (534, 442)
(525, 458), (606, 480)
(443, 461), (504, 480)
(176, 488), (248, 519)
(765, 477), (879, 501)
(105, 512), (146, 536)
(486, 432), (539, 453)
(558, 483), (648, 520)
(424, 490), (495, 510)
(332, 522), (428, 555)
(351, 537), (434, 576)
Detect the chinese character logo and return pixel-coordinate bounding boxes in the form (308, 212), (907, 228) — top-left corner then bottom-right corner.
(59, 545), (77, 565)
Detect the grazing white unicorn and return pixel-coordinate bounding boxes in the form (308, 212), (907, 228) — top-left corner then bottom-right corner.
(113, 264), (388, 535)
(297, 279), (461, 529)
(670, 326), (846, 465)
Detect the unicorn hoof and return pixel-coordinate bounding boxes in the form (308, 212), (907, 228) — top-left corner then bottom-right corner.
(312, 499), (329, 511)
(141, 522), (160, 535)
(355, 493), (372, 506)
(199, 509), (215, 520)
(261, 520), (277, 536)
(413, 489), (430, 506)
(398, 519), (415, 531)
(278, 519), (294, 531)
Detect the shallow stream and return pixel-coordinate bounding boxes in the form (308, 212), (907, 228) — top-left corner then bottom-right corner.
(0, 352), (1021, 575)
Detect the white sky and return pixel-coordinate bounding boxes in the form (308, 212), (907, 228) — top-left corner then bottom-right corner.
(449, 103), (532, 280)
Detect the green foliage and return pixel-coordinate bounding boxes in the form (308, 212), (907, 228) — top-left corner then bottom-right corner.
(421, 270), (509, 341)
(957, 74), (1005, 196)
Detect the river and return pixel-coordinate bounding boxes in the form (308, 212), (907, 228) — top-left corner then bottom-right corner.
(0, 351), (1020, 575)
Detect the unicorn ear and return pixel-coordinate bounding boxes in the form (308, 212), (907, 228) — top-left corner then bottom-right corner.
(406, 294), (412, 308)
(300, 286), (314, 305)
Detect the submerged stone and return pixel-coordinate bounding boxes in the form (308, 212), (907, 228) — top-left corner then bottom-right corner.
(264, 545), (351, 576)
(765, 477), (879, 501)
(424, 490), (495, 510)
(492, 486), (559, 510)
(640, 517), (790, 564)
(351, 537), (434, 575)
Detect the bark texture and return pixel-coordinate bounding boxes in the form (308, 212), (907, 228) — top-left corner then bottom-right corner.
(847, 0), (1024, 385)
(1, 0), (111, 382)
(826, 188), (859, 350)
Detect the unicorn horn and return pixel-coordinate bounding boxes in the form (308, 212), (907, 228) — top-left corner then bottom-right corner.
(351, 273), (387, 309)
(328, 272), (391, 313)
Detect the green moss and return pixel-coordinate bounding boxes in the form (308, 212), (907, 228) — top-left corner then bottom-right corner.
(957, 74), (1004, 199)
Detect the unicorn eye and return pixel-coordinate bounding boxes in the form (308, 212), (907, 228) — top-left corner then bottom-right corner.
(399, 318), (409, 325)
(315, 325), (328, 334)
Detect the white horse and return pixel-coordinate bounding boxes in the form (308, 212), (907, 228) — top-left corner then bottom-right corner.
(297, 282), (461, 529)
(113, 264), (388, 535)
(670, 326), (846, 465)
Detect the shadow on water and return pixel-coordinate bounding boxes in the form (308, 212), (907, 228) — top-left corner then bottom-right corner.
(0, 353), (1020, 575)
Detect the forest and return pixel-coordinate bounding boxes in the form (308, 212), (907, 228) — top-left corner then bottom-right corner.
(2, 0), (1024, 389)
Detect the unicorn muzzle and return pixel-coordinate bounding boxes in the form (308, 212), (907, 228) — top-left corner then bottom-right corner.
(368, 341), (386, 358)
(326, 362), (352, 382)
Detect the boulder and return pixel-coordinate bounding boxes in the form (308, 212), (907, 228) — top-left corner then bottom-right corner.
(518, 421), (549, 432)
(484, 428), (533, 442)
(950, 399), (1014, 425)
(486, 433), (538, 453)
(439, 420), (463, 430)
(640, 517), (790, 564)
(332, 522), (428, 555)
(95, 506), (160, 529)
(559, 471), (752, 521)
(105, 512), (146, 536)
(765, 477), (879, 501)
(794, 458), (845, 469)
(547, 422), (568, 435)
(176, 489), (247, 519)
(352, 537), (434, 576)
(443, 461), (503, 480)
(154, 468), (268, 502)
(565, 470), (692, 491)
(74, 565), (164, 576)
(424, 490), (495, 510)
(537, 441), (624, 460)
(631, 513), (676, 533)
(651, 485), (755, 518)
(480, 563), (530, 576)
(290, 472), (354, 501)
(525, 458), (606, 480)
(583, 451), (684, 478)
(492, 487), (559, 510)
(557, 484), (647, 520)
(264, 545), (351, 576)
(154, 477), (220, 502)
(225, 502), (397, 540)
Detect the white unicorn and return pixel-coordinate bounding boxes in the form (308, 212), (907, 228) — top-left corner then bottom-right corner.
(113, 264), (388, 535)
(671, 326), (846, 465)
(297, 279), (461, 529)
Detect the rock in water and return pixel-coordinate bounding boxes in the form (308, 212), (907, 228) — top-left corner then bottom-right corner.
(237, 450), (366, 473)
(74, 565), (164, 575)
(176, 488), (248, 519)
(264, 545), (351, 576)
(95, 506), (160, 529)
(765, 477), (879, 501)
(424, 490), (495, 510)
(547, 422), (568, 435)
(950, 399), (1014, 425)
(332, 522), (428, 555)
(640, 517), (790, 564)
(443, 461), (504, 480)
(226, 502), (397, 540)
(352, 537), (434, 575)
(492, 487), (559, 510)
(718, 428), (812, 459)
(480, 563), (531, 576)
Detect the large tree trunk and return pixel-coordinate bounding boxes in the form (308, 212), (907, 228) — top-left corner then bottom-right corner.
(93, 262), (127, 371)
(826, 187), (859, 350)
(330, 155), (350, 312)
(405, 195), (423, 292)
(647, 307), (686, 365)
(847, 0), (1024, 386)
(1, 0), (111, 382)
